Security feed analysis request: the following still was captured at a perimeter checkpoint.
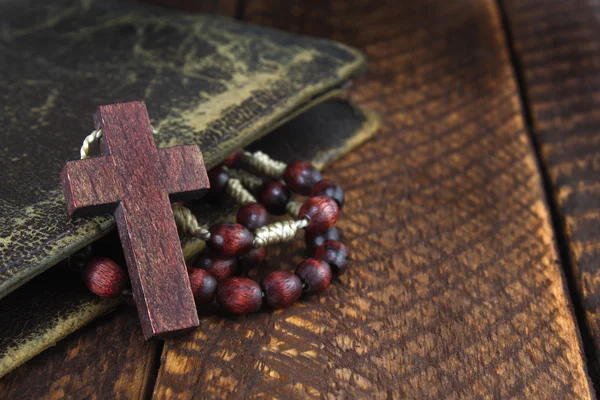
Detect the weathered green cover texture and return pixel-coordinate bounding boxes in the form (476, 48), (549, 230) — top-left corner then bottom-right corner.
(0, 0), (365, 299)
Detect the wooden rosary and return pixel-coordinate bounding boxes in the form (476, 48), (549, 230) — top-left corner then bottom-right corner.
(80, 149), (350, 315)
(61, 101), (349, 337)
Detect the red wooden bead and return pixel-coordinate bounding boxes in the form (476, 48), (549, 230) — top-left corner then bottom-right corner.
(194, 250), (237, 282)
(311, 179), (344, 209)
(223, 151), (243, 167)
(237, 202), (269, 230)
(238, 246), (267, 270)
(188, 268), (217, 305)
(208, 223), (254, 256)
(82, 257), (128, 298)
(283, 161), (322, 195)
(217, 277), (263, 315)
(305, 227), (340, 254)
(295, 258), (332, 295)
(298, 196), (339, 233)
(258, 181), (291, 215)
(261, 271), (302, 309)
(315, 241), (350, 276)
(206, 165), (229, 200)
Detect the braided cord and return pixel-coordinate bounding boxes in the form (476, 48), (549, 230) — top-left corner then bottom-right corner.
(231, 168), (302, 219)
(79, 128), (309, 249)
(226, 178), (257, 205)
(80, 129), (103, 159)
(241, 151), (286, 179)
(253, 218), (309, 248)
(229, 169), (264, 192)
(80, 127), (158, 159)
(286, 200), (302, 218)
(172, 205), (211, 240)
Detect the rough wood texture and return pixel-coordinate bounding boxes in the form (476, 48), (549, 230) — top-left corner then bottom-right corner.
(0, 306), (159, 400)
(62, 101), (209, 338)
(152, 1), (595, 398)
(502, 0), (600, 373)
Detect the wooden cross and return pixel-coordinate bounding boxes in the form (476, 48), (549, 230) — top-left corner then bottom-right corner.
(61, 101), (209, 339)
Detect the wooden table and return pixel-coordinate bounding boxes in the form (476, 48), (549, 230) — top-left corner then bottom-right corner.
(2, 0), (600, 398)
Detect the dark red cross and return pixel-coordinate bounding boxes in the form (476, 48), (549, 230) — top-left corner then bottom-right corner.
(61, 101), (209, 339)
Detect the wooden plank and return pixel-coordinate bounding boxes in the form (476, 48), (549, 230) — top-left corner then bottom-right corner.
(502, 0), (600, 373)
(0, 305), (159, 399)
(153, 0), (595, 398)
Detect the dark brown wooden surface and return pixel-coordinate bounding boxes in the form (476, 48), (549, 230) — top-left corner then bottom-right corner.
(62, 101), (209, 338)
(0, 306), (159, 399)
(3, 0), (600, 398)
(151, 1), (594, 398)
(502, 0), (600, 376)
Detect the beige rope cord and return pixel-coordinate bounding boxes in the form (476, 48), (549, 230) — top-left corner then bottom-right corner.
(78, 130), (308, 248)
(80, 128), (103, 159)
(80, 127), (159, 159)
(226, 178), (257, 205)
(228, 169), (264, 191)
(171, 205), (211, 241)
(286, 200), (302, 218)
(231, 166), (303, 219)
(174, 200), (307, 248)
(252, 218), (309, 248)
(240, 150), (286, 179)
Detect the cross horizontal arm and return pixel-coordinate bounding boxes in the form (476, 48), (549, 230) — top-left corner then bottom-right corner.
(159, 145), (210, 202)
(60, 155), (119, 217)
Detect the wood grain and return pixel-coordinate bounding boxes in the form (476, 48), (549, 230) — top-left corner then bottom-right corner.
(62, 101), (209, 338)
(502, 0), (600, 374)
(152, 1), (595, 398)
(0, 306), (159, 400)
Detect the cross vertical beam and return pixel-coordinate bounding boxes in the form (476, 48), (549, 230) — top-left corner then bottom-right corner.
(61, 101), (209, 338)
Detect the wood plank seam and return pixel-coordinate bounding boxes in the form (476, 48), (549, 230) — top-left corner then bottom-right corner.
(496, 0), (600, 388)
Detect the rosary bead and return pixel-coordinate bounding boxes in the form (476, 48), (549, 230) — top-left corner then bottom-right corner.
(298, 196), (339, 233)
(217, 277), (263, 315)
(238, 246), (267, 270)
(188, 268), (217, 305)
(223, 151), (243, 167)
(315, 241), (350, 276)
(305, 227), (340, 254)
(311, 179), (344, 209)
(194, 250), (238, 282)
(258, 181), (291, 215)
(205, 165), (230, 202)
(295, 258), (332, 295)
(208, 223), (254, 257)
(82, 257), (128, 298)
(283, 161), (322, 195)
(261, 271), (302, 309)
(237, 202), (269, 230)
